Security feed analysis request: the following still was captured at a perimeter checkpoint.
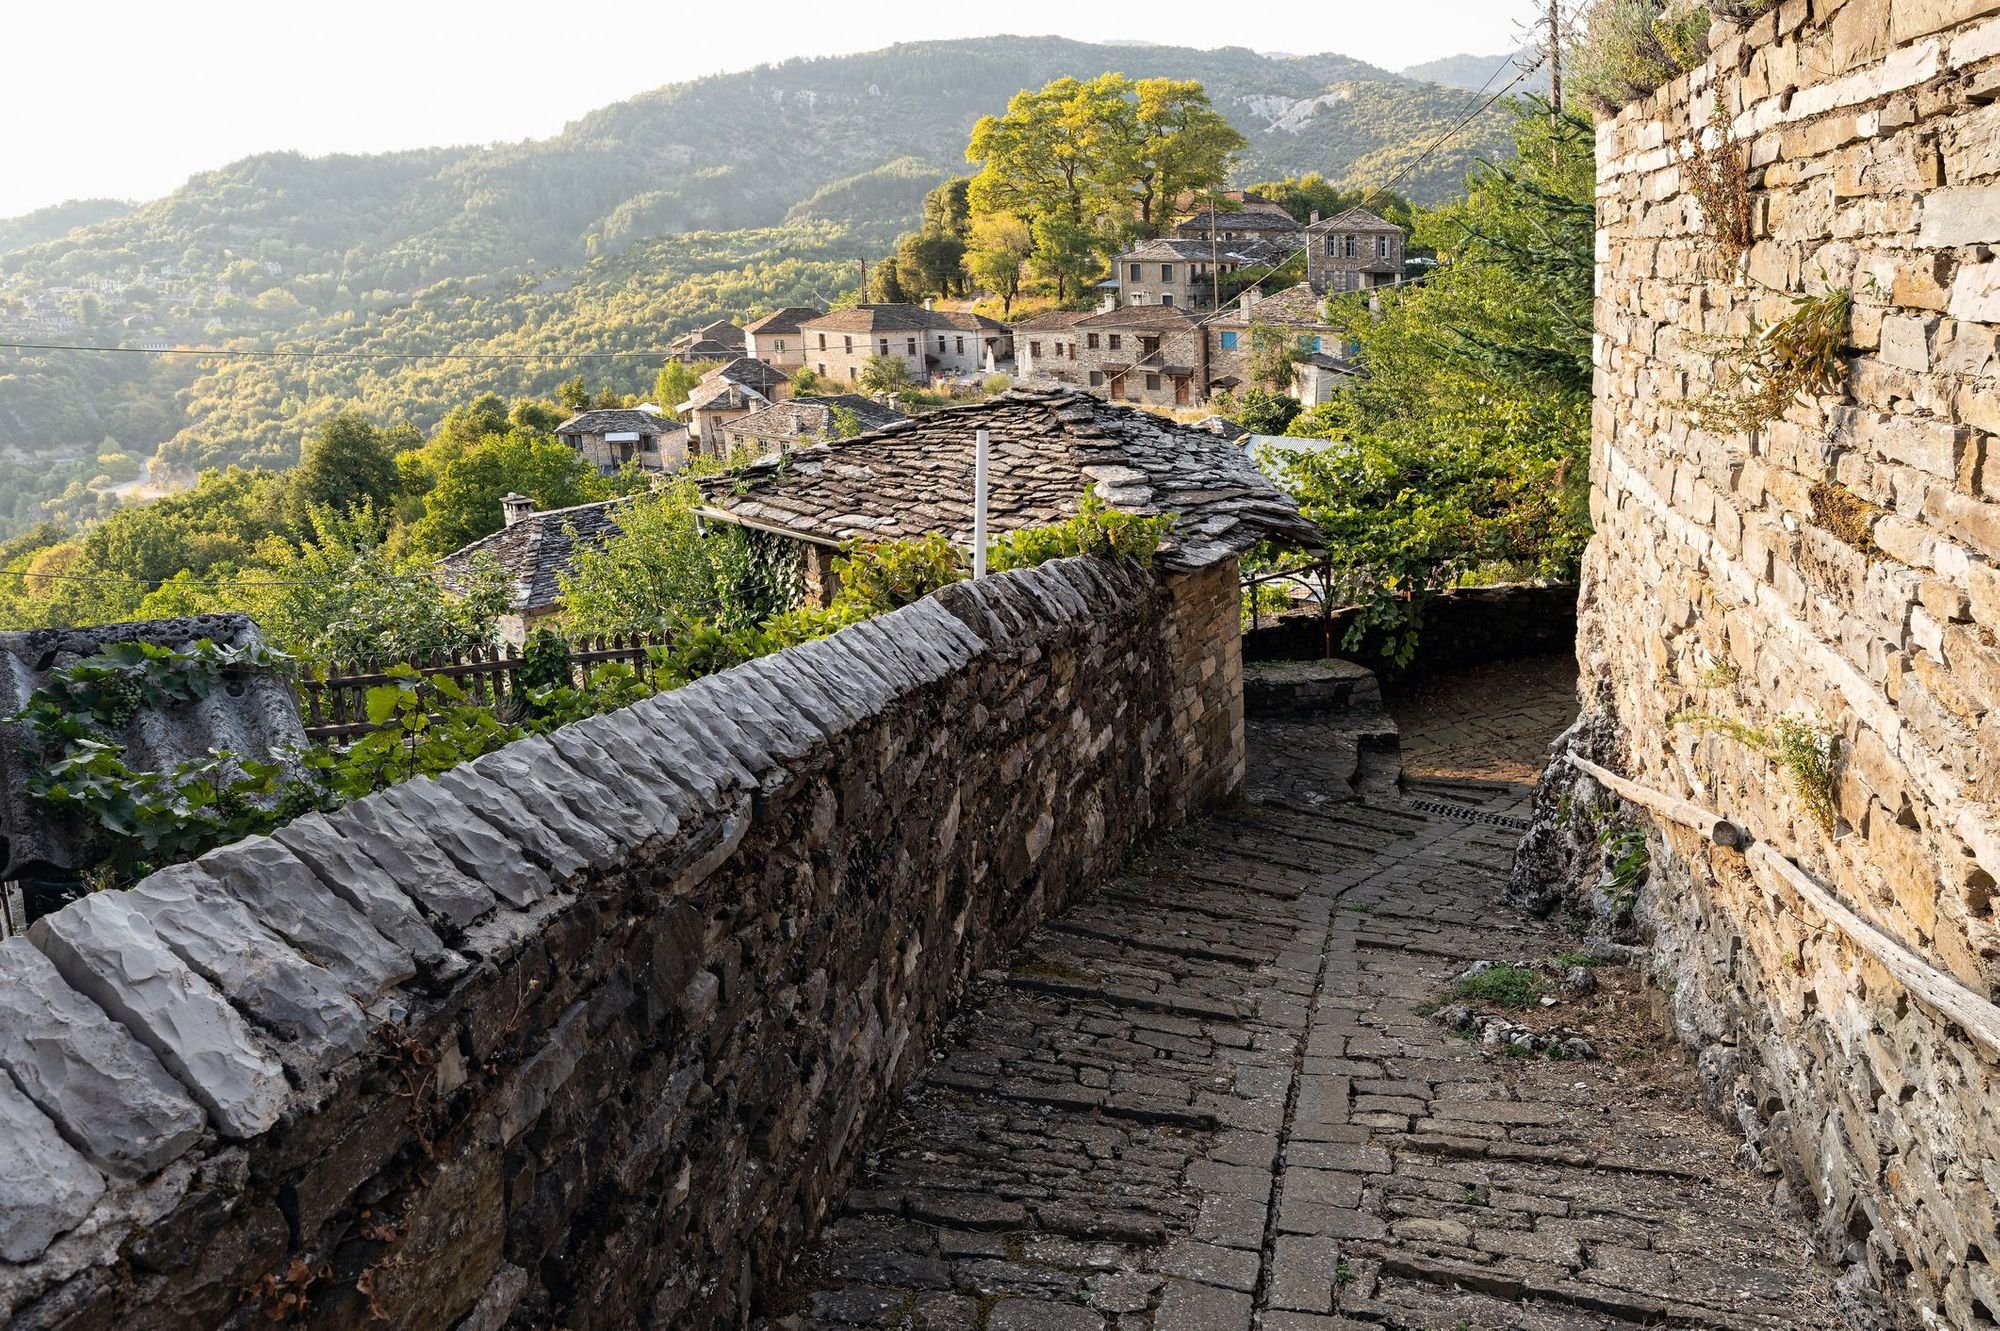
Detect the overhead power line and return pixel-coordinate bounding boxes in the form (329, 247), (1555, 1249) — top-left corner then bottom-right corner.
(0, 340), (680, 363)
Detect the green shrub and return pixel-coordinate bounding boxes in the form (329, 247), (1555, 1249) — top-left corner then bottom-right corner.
(1449, 964), (1545, 1010)
(989, 494), (1171, 570)
(1570, 0), (1710, 116)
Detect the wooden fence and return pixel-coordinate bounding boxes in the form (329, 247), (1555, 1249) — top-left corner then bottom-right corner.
(297, 634), (668, 741)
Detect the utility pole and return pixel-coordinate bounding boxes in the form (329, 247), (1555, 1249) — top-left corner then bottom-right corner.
(859, 257), (868, 302)
(1547, 0), (1564, 164)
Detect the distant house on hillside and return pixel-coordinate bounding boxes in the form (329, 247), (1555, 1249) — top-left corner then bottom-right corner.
(695, 388), (1318, 606)
(553, 407), (688, 475)
(1205, 283), (1355, 405)
(1113, 239), (1220, 312)
(676, 358), (793, 453)
(1012, 310), (1093, 381)
(1305, 207), (1406, 294)
(1070, 303), (1204, 408)
(1173, 206), (1304, 252)
(438, 494), (627, 644)
(799, 304), (1014, 386)
(666, 318), (747, 363)
(721, 393), (907, 456)
(743, 307), (821, 369)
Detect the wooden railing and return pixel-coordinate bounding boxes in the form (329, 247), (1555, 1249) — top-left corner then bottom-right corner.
(297, 635), (667, 741)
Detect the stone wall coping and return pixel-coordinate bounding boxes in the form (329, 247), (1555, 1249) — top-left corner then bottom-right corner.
(0, 552), (1156, 1271)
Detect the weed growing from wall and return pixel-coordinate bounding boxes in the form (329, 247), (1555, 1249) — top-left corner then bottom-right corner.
(1685, 111), (1755, 273)
(1671, 708), (1842, 829)
(1695, 287), (1851, 434)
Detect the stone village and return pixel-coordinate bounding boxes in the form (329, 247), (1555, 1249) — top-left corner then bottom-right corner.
(3, 4), (2000, 1331)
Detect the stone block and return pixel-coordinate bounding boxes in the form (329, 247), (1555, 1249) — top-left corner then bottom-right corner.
(382, 778), (552, 908)
(196, 836), (415, 999)
(326, 794), (498, 929)
(127, 863), (368, 1060)
(270, 811), (449, 966)
(0, 938), (205, 1177)
(0, 1070), (103, 1262)
(31, 892), (288, 1138)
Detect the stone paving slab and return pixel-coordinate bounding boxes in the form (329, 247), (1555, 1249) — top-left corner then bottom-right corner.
(757, 661), (1843, 1331)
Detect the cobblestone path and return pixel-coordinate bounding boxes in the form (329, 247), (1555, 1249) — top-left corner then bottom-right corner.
(765, 659), (1842, 1330)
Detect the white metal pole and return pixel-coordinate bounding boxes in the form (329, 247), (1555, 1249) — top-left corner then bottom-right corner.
(973, 428), (989, 579)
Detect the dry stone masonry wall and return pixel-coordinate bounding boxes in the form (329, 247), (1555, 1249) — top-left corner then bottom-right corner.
(0, 554), (1244, 1330)
(1588, 2), (2000, 1324)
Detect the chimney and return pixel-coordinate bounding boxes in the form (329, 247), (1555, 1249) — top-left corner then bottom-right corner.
(924, 297), (935, 311)
(1239, 288), (1260, 319)
(501, 492), (534, 527)
(1309, 210), (1320, 226)
(1099, 293), (1118, 313)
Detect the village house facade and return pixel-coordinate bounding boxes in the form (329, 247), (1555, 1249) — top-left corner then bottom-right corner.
(666, 318), (746, 363)
(1172, 204), (1303, 253)
(1204, 283), (1354, 405)
(553, 407), (689, 475)
(1070, 304), (1204, 409)
(742, 307), (821, 368)
(1306, 207), (1406, 293)
(675, 358), (793, 452)
(1012, 310), (1092, 381)
(799, 304), (1015, 386)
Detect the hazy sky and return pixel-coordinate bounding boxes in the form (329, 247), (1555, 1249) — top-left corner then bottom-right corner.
(1, 0), (1532, 219)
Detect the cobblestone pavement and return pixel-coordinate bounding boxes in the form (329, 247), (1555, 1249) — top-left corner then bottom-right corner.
(763, 660), (1842, 1331)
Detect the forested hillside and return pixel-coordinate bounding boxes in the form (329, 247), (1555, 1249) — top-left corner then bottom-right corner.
(0, 35), (1516, 538)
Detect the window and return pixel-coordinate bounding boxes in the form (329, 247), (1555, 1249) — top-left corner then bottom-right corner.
(907, 337), (917, 355)
(774, 339), (786, 352)
(1345, 235), (1359, 258)
(1377, 235), (1391, 259)
(1129, 263), (1142, 282)
(1160, 264), (1174, 282)
(848, 365), (858, 380)
(1219, 331), (1238, 350)
(843, 336), (853, 355)
(1108, 334), (1122, 351)
(818, 333), (827, 350)
(1145, 373), (1161, 390)
(938, 336), (948, 351)
(817, 362), (827, 376)
(1087, 333), (1100, 349)
(1161, 293), (1174, 306)
(1089, 370), (1105, 386)
(879, 338), (889, 355)
(955, 336), (964, 354)
(1030, 341), (1043, 358)
(1139, 336), (1157, 356)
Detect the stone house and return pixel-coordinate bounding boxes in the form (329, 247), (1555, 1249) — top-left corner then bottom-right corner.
(675, 359), (792, 453)
(1203, 283), (1354, 404)
(1305, 207), (1405, 294)
(666, 318), (746, 363)
(1112, 239), (1220, 311)
(1173, 205), (1303, 253)
(437, 494), (627, 644)
(720, 393), (907, 456)
(1011, 310), (1094, 383)
(696, 387), (1318, 605)
(553, 407), (689, 476)
(742, 307), (821, 369)
(1072, 304), (1204, 408)
(799, 305), (1013, 386)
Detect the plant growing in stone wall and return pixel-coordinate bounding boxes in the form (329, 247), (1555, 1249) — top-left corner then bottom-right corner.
(1671, 708), (1842, 830)
(1693, 287), (1852, 435)
(1684, 110), (1755, 273)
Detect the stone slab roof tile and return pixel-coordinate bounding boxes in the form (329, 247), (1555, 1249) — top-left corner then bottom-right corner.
(553, 407), (677, 436)
(437, 497), (628, 615)
(743, 306), (823, 335)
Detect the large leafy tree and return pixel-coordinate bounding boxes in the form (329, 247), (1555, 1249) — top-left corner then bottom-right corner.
(406, 430), (616, 556)
(967, 74), (1130, 227)
(965, 213), (1034, 314)
(286, 410), (409, 528)
(1119, 79), (1248, 231)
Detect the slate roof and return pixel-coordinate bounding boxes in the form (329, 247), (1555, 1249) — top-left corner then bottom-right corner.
(438, 499), (627, 616)
(801, 305), (943, 334)
(708, 357), (790, 393)
(1120, 238), (1223, 262)
(744, 307), (822, 335)
(554, 407), (678, 436)
(1078, 304), (1197, 331)
(1306, 206), (1403, 234)
(696, 388), (1320, 571)
(1176, 208), (1303, 235)
(0, 616), (307, 879)
(680, 379), (770, 414)
(1011, 310), (1095, 331)
(1213, 283), (1336, 328)
(725, 394), (907, 442)
(932, 310), (1012, 334)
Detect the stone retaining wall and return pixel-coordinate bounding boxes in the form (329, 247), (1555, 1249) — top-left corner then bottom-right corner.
(0, 554), (1244, 1330)
(1588, 3), (2000, 1324)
